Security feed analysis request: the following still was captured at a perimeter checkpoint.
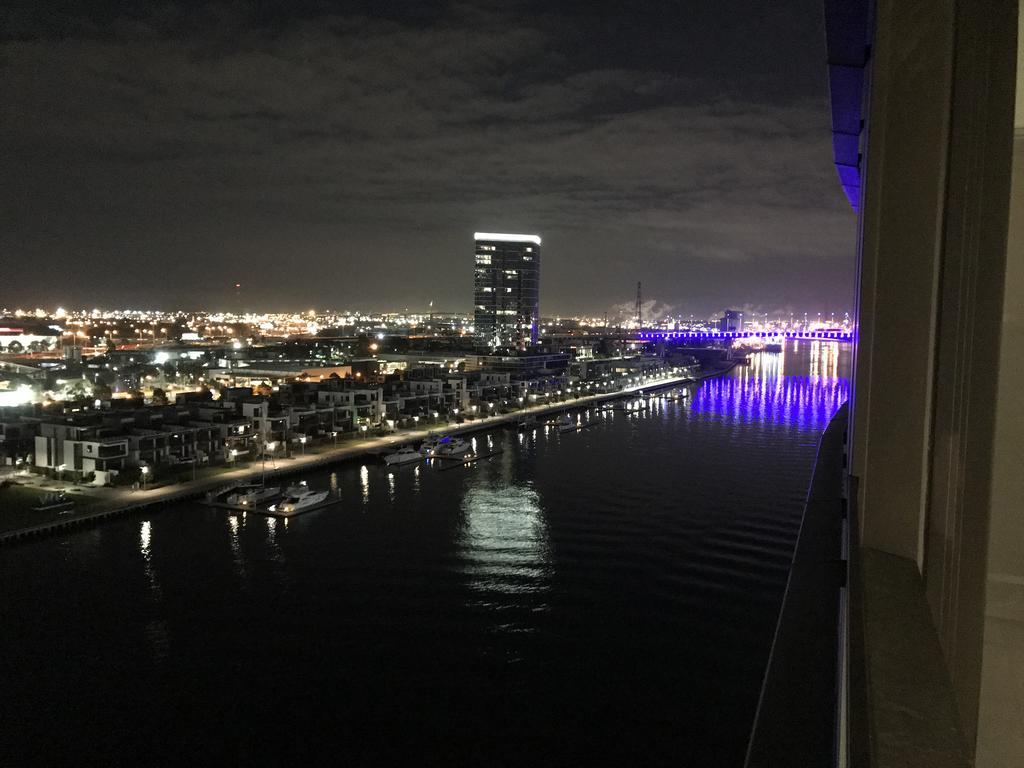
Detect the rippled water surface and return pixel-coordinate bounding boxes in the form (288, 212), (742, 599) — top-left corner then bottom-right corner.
(1, 343), (849, 766)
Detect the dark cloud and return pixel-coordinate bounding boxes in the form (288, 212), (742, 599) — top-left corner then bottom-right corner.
(1, 1), (854, 315)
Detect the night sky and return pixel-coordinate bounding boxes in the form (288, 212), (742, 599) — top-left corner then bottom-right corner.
(2, 1), (855, 318)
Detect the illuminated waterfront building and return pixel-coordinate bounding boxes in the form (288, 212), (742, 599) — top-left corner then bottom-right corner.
(473, 232), (540, 350)
(718, 309), (744, 333)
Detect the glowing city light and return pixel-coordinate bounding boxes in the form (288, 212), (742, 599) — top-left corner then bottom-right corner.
(473, 232), (542, 245)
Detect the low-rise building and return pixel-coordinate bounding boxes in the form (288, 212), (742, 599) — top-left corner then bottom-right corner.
(34, 421), (129, 477)
(0, 419), (38, 466)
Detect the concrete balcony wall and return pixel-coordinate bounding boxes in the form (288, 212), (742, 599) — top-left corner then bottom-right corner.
(847, 0), (1024, 761)
(975, 10), (1024, 762)
(849, 0), (1022, 762)
(853, 0), (956, 565)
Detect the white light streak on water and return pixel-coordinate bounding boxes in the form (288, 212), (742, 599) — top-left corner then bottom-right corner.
(460, 480), (550, 598)
(139, 520), (151, 557)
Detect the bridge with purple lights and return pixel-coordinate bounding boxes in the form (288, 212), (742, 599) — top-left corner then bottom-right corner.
(636, 330), (854, 343)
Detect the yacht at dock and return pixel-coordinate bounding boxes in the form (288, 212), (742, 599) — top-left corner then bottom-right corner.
(270, 486), (331, 515)
(385, 446), (422, 466)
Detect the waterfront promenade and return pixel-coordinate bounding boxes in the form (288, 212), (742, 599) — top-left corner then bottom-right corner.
(0, 364), (736, 544)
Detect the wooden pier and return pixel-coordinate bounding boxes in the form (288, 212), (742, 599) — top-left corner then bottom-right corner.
(0, 497), (173, 545)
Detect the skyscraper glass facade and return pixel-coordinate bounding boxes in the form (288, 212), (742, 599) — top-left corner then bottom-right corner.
(473, 232), (540, 350)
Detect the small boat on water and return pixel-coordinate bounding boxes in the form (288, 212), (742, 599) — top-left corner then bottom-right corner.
(226, 485), (280, 507)
(556, 414), (579, 432)
(658, 389), (690, 402)
(384, 446), (422, 466)
(432, 438), (472, 458)
(285, 481), (311, 496)
(419, 437), (441, 456)
(505, 415), (537, 430)
(269, 486), (330, 515)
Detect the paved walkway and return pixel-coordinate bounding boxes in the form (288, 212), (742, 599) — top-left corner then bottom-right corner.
(0, 365), (736, 544)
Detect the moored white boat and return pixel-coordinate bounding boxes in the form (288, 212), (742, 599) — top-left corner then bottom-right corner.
(432, 438), (472, 457)
(270, 487), (330, 515)
(227, 485), (280, 507)
(385, 446), (422, 466)
(557, 414), (579, 432)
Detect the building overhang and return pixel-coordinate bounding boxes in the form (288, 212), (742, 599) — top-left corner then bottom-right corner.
(824, 0), (871, 211)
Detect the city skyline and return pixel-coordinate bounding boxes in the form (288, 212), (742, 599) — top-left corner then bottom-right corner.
(0, 303), (854, 327)
(4, 1), (1019, 764)
(2, 1), (854, 315)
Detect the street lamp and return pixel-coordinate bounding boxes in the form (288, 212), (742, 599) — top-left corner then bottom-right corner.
(57, 463), (66, 483)
(299, 435), (307, 455)
(230, 448), (238, 466)
(140, 465), (149, 491)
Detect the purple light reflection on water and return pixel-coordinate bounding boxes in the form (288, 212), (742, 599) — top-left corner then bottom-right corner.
(689, 343), (851, 432)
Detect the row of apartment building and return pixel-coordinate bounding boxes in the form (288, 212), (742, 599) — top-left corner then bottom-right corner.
(1, 353), (694, 480)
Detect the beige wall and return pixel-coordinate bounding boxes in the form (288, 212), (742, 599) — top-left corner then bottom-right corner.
(852, 0), (954, 564)
(922, 0), (1017, 741)
(975, 6), (1024, 762)
(853, 0), (1019, 757)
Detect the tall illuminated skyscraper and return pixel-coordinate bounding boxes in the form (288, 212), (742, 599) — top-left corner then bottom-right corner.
(473, 232), (541, 350)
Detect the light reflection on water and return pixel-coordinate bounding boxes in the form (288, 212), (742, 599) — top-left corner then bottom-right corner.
(458, 445), (551, 650)
(138, 519), (168, 660)
(227, 514), (247, 579)
(459, 480), (550, 595)
(459, 454), (551, 600)
(692, 343), (848, 431)
(139, 520), (151, 555)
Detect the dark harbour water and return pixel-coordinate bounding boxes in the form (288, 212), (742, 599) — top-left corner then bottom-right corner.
(1, 343), (850, 767)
